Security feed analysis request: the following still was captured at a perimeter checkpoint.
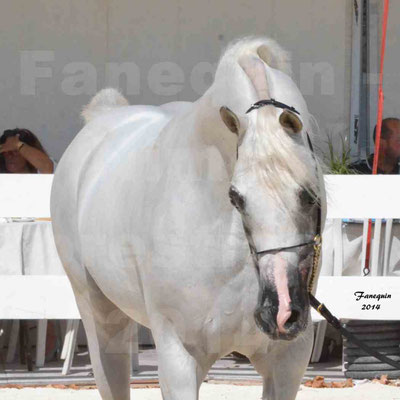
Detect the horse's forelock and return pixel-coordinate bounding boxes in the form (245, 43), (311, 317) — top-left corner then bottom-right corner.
(244, 107), (320, 211)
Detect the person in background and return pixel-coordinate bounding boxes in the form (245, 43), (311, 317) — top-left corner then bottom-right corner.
(0, 128), (54, 174)
(351, 118), (400, 174)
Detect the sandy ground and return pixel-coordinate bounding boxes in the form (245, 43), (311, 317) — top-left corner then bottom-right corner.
(0, 383), (399, 400)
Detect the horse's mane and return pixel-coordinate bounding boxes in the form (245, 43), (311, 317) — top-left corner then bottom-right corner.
(216, 36), (292, 78)
(215, 37), (320, 208)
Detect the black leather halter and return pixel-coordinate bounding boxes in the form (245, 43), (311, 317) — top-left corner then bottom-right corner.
(246, 98), (300, 115)
(245, 99), (322, 269)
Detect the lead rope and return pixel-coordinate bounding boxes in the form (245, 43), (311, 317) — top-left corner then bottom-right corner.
(309, 293), (400, 370)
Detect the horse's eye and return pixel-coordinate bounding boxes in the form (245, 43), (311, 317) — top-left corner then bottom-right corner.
(299, 189), (315, 207)
(229, 186), (245, 210)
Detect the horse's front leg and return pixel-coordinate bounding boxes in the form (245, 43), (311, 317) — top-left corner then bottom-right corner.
(249, 321), (313, 400)
(151, 317), (216, 400)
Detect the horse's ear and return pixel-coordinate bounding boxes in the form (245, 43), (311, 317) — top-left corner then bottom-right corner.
(220, 106), (241, 134)
(279, 110), (303, 134)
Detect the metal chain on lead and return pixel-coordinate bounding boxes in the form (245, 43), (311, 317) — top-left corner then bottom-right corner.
(308, 234), (322, 293)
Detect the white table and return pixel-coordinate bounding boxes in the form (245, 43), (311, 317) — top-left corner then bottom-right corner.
(0, 221), (64, 276)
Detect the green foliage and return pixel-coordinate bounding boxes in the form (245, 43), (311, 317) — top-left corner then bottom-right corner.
(324, 133), (357, 175)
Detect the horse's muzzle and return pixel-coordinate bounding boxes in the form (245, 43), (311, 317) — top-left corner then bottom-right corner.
(254, 301), (307, 340)
(254, 261), (310, 340)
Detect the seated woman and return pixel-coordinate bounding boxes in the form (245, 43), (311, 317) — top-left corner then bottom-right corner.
(0, 128), (55, 174)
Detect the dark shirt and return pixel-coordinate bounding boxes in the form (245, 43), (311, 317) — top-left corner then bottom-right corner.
(350, 154), (400, 175)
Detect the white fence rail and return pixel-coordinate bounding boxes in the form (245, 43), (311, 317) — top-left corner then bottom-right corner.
(0, 174), (399, 322)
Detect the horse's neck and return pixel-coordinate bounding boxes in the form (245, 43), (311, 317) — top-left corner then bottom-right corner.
(179, 81), (255, 166)
(208, 73), (256, 116)
(157, 95), (238, 186)
(154, 89), (255, 281)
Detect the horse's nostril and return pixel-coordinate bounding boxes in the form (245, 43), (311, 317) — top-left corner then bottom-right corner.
(285, 310), (300, 327)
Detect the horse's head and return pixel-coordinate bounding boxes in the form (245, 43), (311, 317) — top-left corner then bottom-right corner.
(219, 53), (323, 341)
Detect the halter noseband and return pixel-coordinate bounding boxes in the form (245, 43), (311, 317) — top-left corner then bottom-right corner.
(245, 98), (322, 292)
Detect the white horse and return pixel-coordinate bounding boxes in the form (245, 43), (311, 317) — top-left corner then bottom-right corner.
(51, 37), (326, 400)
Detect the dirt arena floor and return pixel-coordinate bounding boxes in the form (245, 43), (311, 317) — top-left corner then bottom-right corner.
(0, 381), (399, 400)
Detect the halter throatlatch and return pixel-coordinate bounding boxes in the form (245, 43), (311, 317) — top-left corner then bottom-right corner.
(246, 98), (321, 293)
